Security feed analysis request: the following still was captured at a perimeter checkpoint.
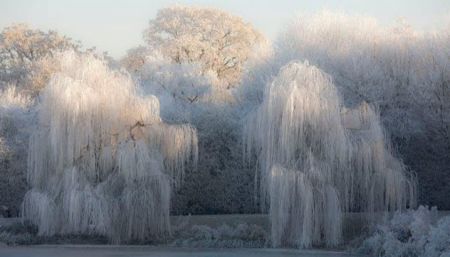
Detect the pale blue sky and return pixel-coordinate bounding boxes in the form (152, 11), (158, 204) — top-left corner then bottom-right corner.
(1, 0), (449, 58)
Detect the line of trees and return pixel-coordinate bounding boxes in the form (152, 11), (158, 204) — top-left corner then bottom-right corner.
(0, 7), (449, 220)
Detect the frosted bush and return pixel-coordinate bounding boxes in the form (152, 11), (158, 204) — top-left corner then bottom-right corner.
(359, 206), (450, 257)
(245, 61), (415, 248)
(424, 216), (450, 257)
(22, 51), (198, 243)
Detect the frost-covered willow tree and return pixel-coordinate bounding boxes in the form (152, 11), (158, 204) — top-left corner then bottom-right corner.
(22, 51), (198, 243)
(0, 24), (83, 216)
(275, 11), (450, 209)
(245, 61), (416, 248)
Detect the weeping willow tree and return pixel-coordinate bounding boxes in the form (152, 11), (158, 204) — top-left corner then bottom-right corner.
(244, 61), (416, 248)
(22, 51), (198, 243)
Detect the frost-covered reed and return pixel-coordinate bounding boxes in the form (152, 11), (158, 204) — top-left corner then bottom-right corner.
(245, 61), (416, 248)
(22, 51), (197, 243)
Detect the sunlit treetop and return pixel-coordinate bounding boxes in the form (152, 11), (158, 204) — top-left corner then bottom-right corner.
(0, 24), (81, 92)
(144, 5), (266, 88)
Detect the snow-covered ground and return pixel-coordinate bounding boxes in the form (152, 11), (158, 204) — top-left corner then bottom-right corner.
(0, 245), (363, 257)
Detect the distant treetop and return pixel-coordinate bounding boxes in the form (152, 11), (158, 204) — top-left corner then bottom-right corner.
(144, 6), (266, 88)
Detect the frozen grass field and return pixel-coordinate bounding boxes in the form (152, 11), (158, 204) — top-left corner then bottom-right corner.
(0, 245), (364, 257)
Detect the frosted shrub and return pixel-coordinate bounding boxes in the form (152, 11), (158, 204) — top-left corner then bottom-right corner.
(424, 216), (450, 257)
(245, 61), (415, 248)
(359, 206), (450, 257)
(22, 51), (198, 243)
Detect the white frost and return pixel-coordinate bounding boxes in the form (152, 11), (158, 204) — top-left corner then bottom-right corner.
(245, 61), (416, 248)
(22, 51), (198, 243)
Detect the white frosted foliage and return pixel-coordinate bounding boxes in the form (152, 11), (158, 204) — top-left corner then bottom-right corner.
(245, 61), (416, 248)
(22, 51), (198, 243)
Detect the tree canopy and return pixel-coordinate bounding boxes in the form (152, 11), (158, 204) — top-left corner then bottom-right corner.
(0, 24), (80, 91)
(144, 6), (265, 88)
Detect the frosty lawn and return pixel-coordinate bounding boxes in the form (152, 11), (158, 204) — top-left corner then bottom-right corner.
(0, 245), (364, 257)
